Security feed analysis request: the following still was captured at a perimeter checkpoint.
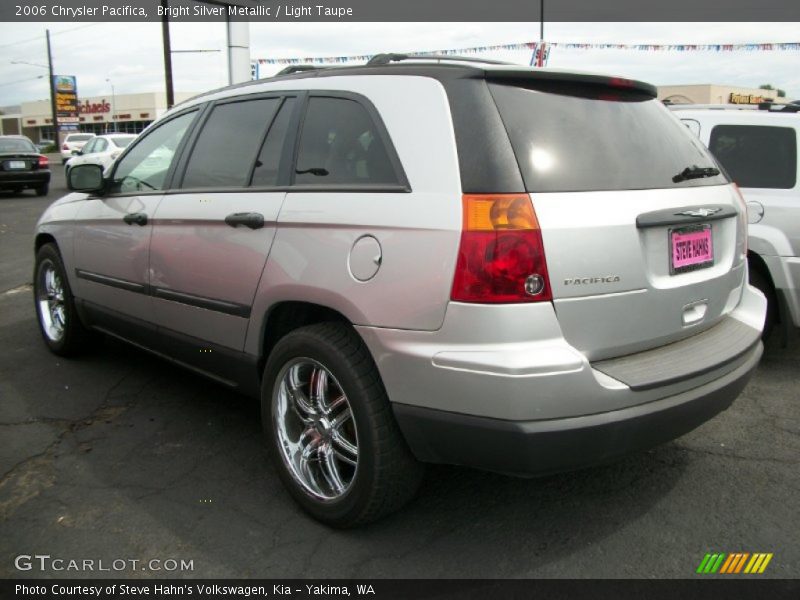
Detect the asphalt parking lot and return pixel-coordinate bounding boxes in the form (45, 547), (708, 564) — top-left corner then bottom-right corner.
(0, 161), (798, 579)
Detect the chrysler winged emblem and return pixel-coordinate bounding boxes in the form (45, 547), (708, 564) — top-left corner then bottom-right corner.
(675, 207), (723, 218)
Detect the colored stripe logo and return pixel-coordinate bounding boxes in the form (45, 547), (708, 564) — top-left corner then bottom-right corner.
(696, 552), (773, 574)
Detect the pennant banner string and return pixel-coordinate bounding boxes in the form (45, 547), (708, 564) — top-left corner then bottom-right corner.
(254, 41), (800, 66)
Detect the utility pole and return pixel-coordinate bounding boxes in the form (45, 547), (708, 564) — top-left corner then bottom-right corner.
(540, 0), (544, 42)
(45, 29), (59, 144)
(161, 0), (175, 108)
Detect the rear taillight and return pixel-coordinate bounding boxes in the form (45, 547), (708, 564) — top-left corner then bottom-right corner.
(451, 194), (552, 303)
(62, 143), (69, 150)
(38, 155), (48, 168)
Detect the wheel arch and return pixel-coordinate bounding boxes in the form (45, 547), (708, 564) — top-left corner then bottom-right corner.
(257, 301), (358, 374)
(34, 232), (58, 253)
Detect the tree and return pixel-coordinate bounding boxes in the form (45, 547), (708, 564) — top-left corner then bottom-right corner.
(759, 84), (787, 98)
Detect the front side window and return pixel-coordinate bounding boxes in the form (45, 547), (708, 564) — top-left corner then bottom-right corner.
(294, 97), (399, 186)
(710, 124), (797, 189)
(79, 139), (96, 154)
(93, 139), (108, 153)
(182, 98), (281, 188)
(109, 111), (196, 194)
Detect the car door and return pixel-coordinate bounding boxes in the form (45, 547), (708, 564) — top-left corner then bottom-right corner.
(72, 110), (199, 332)
(148, 94), (298, 352)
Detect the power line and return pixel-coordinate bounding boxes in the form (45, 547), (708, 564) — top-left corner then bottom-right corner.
(0, 23), (102, 51)
(0, 75), (45, 88)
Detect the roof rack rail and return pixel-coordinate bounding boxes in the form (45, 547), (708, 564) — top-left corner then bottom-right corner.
(366, 53), (515, 67)
(758, 101), (800, 113)
(275, 65), (322, 76)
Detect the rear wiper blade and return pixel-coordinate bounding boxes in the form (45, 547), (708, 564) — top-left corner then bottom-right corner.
(672, 165), (720, 183)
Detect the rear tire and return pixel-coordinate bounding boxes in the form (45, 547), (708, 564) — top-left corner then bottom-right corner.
(749, 265), (776, 340)
(262, 322), (423, 527)
(35, 184), (49, 196)
(33, 243), (93, 356)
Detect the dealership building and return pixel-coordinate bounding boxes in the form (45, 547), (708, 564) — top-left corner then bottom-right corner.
(3, 91), (196, 143)
(658, 84), (791, 105)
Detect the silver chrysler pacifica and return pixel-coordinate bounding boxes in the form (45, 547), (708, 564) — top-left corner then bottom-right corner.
(34, 54), (767, 526)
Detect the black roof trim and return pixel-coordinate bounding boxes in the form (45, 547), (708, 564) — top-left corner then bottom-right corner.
(366, 53), (515, 67)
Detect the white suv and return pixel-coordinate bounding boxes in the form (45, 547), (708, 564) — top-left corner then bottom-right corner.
(37, 56), (766, 526)
(673, 104), (800, 338)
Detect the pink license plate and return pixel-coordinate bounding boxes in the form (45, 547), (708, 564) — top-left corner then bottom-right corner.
(670, 225), (714, 274)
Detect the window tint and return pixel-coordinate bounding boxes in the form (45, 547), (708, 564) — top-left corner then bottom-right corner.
(0, 138), (36, 152)
(110, 111), (196, 194)
(295, 97), (398, 186)
(709, 125), (797, 189)
(251, 98), (295, 187)
(488, 83), (728, 192)
(182, 98), (280, 188)
(80, 139), (96, 154)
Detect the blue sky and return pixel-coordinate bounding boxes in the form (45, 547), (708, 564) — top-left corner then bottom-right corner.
(1, 21), (798, 106)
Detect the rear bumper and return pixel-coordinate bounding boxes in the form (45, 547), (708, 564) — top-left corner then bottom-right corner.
(393, 340), (761, 476)
(0, 170), (50, 188)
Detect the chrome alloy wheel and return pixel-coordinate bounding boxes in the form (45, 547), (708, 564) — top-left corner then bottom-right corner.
(273, 358), (359, 502)
(36, 260), (66, 342)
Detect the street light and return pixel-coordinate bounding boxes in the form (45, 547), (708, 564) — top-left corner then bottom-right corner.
(106, 77), (117, 133)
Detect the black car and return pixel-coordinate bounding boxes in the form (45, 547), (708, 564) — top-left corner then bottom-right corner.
(0, 135), (51, 196)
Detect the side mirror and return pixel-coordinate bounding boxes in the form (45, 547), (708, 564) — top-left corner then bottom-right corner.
(68, 164), (105, 193)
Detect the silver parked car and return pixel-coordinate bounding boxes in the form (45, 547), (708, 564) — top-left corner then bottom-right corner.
(35, 55), (766, 527)
(671, 103), (800, 339)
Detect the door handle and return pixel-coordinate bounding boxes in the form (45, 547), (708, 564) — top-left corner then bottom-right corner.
(225, 212), (264, 230)
(123, 212), (148, 226)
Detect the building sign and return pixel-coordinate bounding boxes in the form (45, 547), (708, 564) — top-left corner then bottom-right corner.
(729, 93), (771, 105)
(79, 99), (111, 114)
(54, 75), (79, 123)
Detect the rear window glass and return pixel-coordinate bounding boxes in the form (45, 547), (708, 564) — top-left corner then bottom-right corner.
(709, 125), (797, 189)
(68, 134), (94, 142)
(0, 138), (36, 152)
(488, 83), (728, 192)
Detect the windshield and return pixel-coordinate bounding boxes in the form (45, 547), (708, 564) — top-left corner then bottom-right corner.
(111, 136), (135, 148)
(489, 82), (728, 192)
(0, 138), (36, 153)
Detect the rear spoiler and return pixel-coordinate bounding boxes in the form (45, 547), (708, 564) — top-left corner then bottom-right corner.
(483, 70), (657, 99)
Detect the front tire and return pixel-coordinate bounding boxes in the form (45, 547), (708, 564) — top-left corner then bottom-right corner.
(262, 322), (423, 527)
(33, 243), (93, 356)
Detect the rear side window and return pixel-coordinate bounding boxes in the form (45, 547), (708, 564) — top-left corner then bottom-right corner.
(294, 97), (399, 186)
(182, 98), (281, 188)
(709, 125), (797, 189)
(489, 83), (727, 192)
